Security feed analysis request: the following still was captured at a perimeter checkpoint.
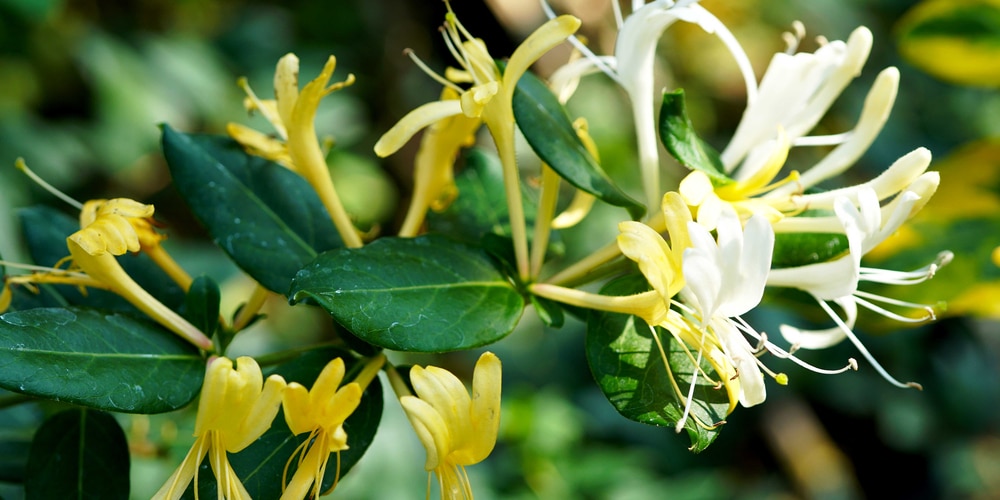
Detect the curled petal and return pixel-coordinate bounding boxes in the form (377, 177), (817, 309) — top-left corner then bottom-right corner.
(374, 100), (464, 157)
(400, 395), (451, 471)
(463, 352), (501, 465)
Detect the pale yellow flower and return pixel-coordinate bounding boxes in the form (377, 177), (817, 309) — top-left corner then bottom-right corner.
(279, 357), (367, 500)
(154, 356), (287, 500)
(2, 198), (212, 350)
(397, 352), (501, 500)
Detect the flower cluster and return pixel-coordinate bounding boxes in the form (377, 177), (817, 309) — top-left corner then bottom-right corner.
(0, 0), (957, 498)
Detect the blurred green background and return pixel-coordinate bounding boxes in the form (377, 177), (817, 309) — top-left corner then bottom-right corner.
(1, 0), (999, 498)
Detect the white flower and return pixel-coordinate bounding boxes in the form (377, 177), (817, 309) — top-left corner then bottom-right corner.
(767, 184), (952, 388)
(679, 209), (774, 409)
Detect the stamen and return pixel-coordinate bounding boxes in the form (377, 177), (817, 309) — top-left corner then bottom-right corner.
(783, 20), (806, 54)
(817, 299), (921, 389)
(405, 49), (463, 93)
(236, 77), (288, 140)
(538, 0), (624, 85)
(853, 292), (935, 322)
(15, 158), (84, 211)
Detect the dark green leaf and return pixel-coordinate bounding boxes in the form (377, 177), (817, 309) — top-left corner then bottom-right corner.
(181, 275), (221, 339)
(586, 275), (729, 452)
(530, 294), (565, 328)
(290, 235), (525, 352)
(658, 89), (732, 186)
(771, 232), (850, 269)
(161, 126), (343, 293)
(513, 69), (645, 219)
(17, 205), (185, 313)
(0, 307), (204, 413)
(25, 409), (129, 499)
(188, 348), (382, 499)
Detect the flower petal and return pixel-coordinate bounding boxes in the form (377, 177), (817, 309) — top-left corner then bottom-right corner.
(374, 99), (464, 157)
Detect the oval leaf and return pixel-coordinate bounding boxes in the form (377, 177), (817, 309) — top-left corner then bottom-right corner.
(586, 275), (729, 452)
(771, 232), (850, 269)
(290, 235), (525, 352)
(0, 307), (204, 413)
(161, 125), (343, 293)
(659, 89), (733, 186)
(25, 409), (129, 499)
(512, 69), (645, 219)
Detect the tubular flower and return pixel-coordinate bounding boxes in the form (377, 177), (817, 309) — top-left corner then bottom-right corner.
(1, 199), (212, 350)
(398, 86), (482, 237)
(375, 1), (580, 279)
(767, 184), (952, 389)
(678, 22), (916, 228)
(528, 192), (692, 324)
(397, 352), (501, 500)
(154, 356), (287, 500)
(230, 53), (363, 248)
(279, 357), (373, 500)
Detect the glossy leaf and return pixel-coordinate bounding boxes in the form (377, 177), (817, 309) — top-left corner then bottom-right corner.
(25, 409), (129, 499)
(0, 307), (204, 413)
(188, 347), (382, 499)
(897, 0), (1000, 87)
(512, 69), (645, 219)
(181, 275), (221, 339)
(161, 125), (343, 293)
(771, 232), (850, 269)
(659, 89), (732, 186)
(290, 235), (524, 352)
(586, 275), (729, 452)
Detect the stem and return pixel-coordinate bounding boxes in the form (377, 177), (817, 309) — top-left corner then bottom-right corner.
(543, 240), (623, 287)
(0, 392), (34, 410)
(487, 117), (530, 280)
(144, 245), (193, 291)
(352, 353), (387, 391)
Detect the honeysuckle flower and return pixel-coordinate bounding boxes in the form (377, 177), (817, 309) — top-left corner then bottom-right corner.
(544, 0), (755, 212)
(392, 352), (501, 500)
(529, 192), (691, 324)
(1, 198), (212, 350)
(154, 356), (287, 500)
(375, 1), (580, 279)
(230, 53), (363, 248)
(398, 87), (482, 237)
(678, 22), (916, 228)
(767, 184), (952, 389)
(674, 208), (775, 413)
(279, 354), (384, 500)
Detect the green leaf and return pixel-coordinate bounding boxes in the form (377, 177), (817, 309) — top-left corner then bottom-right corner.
(512, 69), (645, 220)
(0, 307), (204, 413)
(181, 275), (221, 339)
(658, 89), (732, 186)
(161, 125), (343, 293)
(17, 205), (185, 313)
(530, 294), (565, 328)
(586, 275), (729, 452)
(897, 0), (1000, 86)
(290, 235), (525, 352)
(25, 409), (129, 499)
(188, 348), (382, 499)
(771, 232), (850, 269)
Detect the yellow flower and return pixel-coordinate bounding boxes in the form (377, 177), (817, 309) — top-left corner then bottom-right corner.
(529, 192), (691, 325)
(396, 352), (501, 500)
(279, 356), (374, 500)
(154, 356), (287, 500)
(375, 2), (580, 279)
(398, 87), (482, 237)
(230, 53), (363, 248)
(2, 198), (212, 350)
